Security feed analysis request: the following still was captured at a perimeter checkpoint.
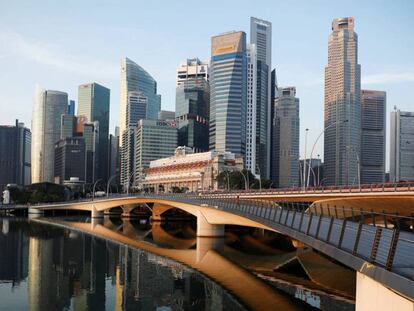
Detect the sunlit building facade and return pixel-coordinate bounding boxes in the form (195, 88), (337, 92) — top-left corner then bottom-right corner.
(32, 89), (68, 183)
(209, 31), (247, 156)
(324, 17), (361, 186)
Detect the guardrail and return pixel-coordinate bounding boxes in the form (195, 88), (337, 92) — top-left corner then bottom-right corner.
(143, 193), (414, 284)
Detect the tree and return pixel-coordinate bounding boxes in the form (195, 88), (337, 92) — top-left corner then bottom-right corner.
(216, 169), (257, 190)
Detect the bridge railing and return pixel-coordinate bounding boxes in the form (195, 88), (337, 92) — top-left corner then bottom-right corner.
(144, 193), (414, 283)
(196, 181), (414, 196)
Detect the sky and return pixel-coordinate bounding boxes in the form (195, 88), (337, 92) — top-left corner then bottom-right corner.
(0, 0), (413, 168)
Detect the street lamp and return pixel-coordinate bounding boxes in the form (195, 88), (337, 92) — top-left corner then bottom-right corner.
(307, 120), (349, 188)
(235, 170), (248, 190)
(126, 171), (135, 195)
(255, 164), (262, 190)
(303, 128), (309, 191)
(92, 179), (102, 201)
(106, 174), (118, 197)
(346, 145), (360, 189)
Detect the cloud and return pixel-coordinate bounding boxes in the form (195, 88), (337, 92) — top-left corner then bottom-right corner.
(0, 31), (118, 78)
(362, 72), (414, 84)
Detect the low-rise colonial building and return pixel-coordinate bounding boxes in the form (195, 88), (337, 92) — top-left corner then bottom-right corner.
(142, 146), (243, 192)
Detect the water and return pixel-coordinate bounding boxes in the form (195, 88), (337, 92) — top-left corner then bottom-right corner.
(0, 217), (354, 310)
(0, 218), (245, 311)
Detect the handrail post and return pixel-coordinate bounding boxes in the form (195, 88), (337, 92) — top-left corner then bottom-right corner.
(385, 228), (400, 270)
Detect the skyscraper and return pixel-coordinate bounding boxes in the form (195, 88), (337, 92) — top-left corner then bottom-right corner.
(108, 127), (120, 185)
(32, 89), (68, 183)
(119, 57), (161, 145)
(246, 44), (257, 175)
(175, 58), (210, 152)
(269, 68), (278, 182)
(54, 137), (86, 184)
(78, 82), (110, 181)
(210, 31), (247, 156)
(0, 120), (31, 191)
(134, 119), (178, 187)
(390, 110), (414, 182)
(68, 100), (75, 116)
(272, 87), (300, 188)
(250, 17), (272, 179)
(120, 92), (148, 188)
(324, 17), (361, 186)
(361, 90), (386, 184)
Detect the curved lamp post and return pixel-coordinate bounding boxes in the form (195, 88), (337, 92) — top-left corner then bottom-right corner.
(255, 164), (262, 190)
(235, 170), (248, 190)
(92, 179), (102, 201)
(307, 120), (349, 188)
(106, 174), (118, 197)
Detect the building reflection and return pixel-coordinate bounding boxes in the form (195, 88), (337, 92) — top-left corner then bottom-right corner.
(9, 219), (240, 310)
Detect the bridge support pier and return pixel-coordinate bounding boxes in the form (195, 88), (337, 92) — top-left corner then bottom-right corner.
(91, 207), (103, 219)
(28, 208), (44, 218)
(196, 211), (224, 237)
(356, 272), (414, 311)
(196, 237), (224, 262)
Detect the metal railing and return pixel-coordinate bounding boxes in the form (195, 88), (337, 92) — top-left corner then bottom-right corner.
(142, 193), (414, 283)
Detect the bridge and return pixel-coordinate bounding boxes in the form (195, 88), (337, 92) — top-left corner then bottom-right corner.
(31, 192), (414, 310)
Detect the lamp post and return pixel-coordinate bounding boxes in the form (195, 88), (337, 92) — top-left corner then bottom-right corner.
(307, 120), (349, 188)
(92, 179), (102, 201)
(255, 164), (262, 190)
(235, 170), (248, 190)
(347, 145), (360, 189)
(126, 172), (135, 195)
(303, 128), (309, 191)
(224, 170), (230, 190)
(106, 174), (118, 197)
(317, 154), (320, 186)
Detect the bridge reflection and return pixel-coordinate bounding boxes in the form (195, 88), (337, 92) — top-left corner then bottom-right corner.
(32, 217), (321, 311)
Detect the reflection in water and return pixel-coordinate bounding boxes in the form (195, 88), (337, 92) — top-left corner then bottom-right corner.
(0, 217), (355, 311)
(0, 219), (245, 311)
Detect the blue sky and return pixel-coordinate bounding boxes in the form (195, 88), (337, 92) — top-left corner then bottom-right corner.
(0, 0), (413, 166)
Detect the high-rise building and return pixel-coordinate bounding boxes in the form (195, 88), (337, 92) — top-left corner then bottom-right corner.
(68, 100), (75, 116)
(60, 114), (76, 139)
(246, 44), (257, 175)
(361, 90), (386, 184)
(119, 57), (161, 145)
(250, 17), (272, 179)
(108, 127), (120, 184)
(83, 122), (99, 184)
(176, 58), (210, 152)
(158, 110), (175, 120)
(32, 89), (68, 183)
(390, 110), (414, 182)
(134, 119), (178, 187)
(324, 17), (361, 186)
(54, 137), (86, 184)
(269, 69), (278, 181)
(0, 120), (31, 191)
(209, 31), (247, 156)
(78, 82), (110, 181)
(272, 87), (300, 188)
(120, 92), (148, 188)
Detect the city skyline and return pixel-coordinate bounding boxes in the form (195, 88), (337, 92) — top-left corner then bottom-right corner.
(0, 1), (413, 167)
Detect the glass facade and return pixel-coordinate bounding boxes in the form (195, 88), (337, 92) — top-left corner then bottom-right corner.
(176, 78), (209, 152)
(210, 31), (247, 156)
(54, 137), (86, 184)
(119, 58), (161, 146)
(32, 89), (68, 183)
(250, 17), (272, 179)
(361, 90), (386, 183)
(0, 120), (31, 191)
(78, 82), (110, 181)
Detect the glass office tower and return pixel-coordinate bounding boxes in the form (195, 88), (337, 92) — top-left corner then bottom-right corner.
(176, 58), (210, 152)
(78, 82), (110, 181)
(32, 89), (68, 183)
(209, 31), (247, 156)
(119, 58), (161, 146)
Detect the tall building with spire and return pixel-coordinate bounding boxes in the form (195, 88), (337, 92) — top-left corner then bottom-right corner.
(250, 17), (272, 179)
(324, 17), (361, 186)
